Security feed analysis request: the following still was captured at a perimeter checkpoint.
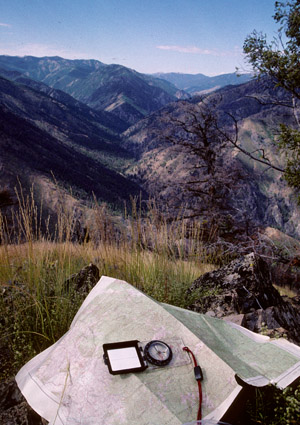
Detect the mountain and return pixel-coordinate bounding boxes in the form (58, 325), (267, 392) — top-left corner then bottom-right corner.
(1, 55), (299, 242)
(0, 75), (145, 218)
(123, 77), (300, 240)
(0, 56), (185, 127)
(153, 72), (252, 95)
(0, 67), (128, 133)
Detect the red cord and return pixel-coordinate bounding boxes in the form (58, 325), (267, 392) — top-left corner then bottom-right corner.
(183, 346), (203, 421)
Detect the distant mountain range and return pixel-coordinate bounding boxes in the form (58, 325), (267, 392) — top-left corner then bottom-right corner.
(0, 56), (184, 127)
(0, 56), (251, 127)
(152, 72), (252, 94)
(0, 55), (299, 240)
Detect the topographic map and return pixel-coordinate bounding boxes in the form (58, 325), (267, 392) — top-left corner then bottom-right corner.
(16, 276), (300, 425)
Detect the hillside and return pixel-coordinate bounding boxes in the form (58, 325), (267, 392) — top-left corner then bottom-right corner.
(1, 55), (299, 242)
(153, 72), (252, 94)
(0, 76), (145, 220)
(0, 68), (129, 134)
(0, 56), (184, 127)
(123, 78), (300, 239)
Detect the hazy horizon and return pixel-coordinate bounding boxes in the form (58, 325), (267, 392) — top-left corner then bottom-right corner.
(0, 0), (279, 76)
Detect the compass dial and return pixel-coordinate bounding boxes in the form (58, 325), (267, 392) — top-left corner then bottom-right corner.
(144, 340), (172, 366)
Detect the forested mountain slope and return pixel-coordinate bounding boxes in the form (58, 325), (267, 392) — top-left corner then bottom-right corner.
(1, 55), (299, 241)
(0, 76), (145, 214)
(123, 78), (300, 239)
(0, 56), (183, 127)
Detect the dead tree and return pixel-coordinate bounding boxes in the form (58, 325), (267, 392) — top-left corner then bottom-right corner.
(161, 99), (242, 237)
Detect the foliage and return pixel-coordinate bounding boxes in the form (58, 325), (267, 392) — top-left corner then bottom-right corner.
(274, 384), (300, 424)
(243, 0), (300, 200)
(278, 123), (300, 202)
(245, 384), (300, 425)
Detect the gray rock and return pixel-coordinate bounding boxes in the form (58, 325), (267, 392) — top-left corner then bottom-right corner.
(64, 263), (100, 293)
(223, 314), (245, 326)
(187, 253), (300, 343)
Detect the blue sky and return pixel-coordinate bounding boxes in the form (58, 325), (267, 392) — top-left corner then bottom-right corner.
(0, 0), (279, 76)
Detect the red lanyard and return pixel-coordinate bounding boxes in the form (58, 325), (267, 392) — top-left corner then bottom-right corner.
(183, 346), (203, 422)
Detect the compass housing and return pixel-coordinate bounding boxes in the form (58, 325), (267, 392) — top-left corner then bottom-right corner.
(144, 340), (173, 367)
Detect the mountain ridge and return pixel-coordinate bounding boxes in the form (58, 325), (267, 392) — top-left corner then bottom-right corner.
(0, 75), (145, 218)
(0, 56), (183, 127)
(0, 56), (253, 127)
(153, 71), (253, 94)
(122, 78), (300, 239)
(0, 55), (299, 241)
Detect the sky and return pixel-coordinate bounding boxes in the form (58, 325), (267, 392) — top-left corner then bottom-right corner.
(0, 0), (280, 76)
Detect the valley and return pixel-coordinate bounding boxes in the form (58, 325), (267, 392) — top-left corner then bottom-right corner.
(0, 54), (299, 244)
(153, 71), (252, 94)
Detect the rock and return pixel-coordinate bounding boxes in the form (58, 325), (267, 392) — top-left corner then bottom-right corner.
(64, 263), (100, 293)
(242, 307), (286, 336)
(223, 314), (245, 326)
(187, 253), (281, 314)
(259, 227), (300, 291)
(187, 252), (300, 343)
(205, 310), (216, 318)
(0, 378), (48, 424)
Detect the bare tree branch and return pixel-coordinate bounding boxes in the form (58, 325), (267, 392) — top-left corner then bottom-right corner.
(218, 112), (285, 173)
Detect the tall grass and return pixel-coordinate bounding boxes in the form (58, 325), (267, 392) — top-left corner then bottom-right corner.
(2, 188), (298, 425)
(0, 187), (216, 378)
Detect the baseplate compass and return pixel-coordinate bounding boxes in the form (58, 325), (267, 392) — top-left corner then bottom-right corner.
(103, 339), (188, 375)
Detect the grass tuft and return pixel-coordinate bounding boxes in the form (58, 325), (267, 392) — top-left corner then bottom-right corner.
(0, 188), (216, 378)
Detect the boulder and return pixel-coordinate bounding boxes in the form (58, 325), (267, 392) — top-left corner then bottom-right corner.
(187, 252), (300, 343)
(241, 307), (286, 338)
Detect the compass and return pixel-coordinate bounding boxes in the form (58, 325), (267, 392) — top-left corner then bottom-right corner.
(144, 340), (173, 366)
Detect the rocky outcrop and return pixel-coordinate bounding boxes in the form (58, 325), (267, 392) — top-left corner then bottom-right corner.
(187, 252), (300, 343)
(260, 227), (300, 290)
(64, 263), (100, 293)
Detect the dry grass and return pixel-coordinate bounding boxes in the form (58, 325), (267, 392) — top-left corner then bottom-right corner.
(0, 186), (217, 378)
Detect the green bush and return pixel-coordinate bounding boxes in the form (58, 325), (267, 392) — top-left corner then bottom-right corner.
(246, 384), (300, 425)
